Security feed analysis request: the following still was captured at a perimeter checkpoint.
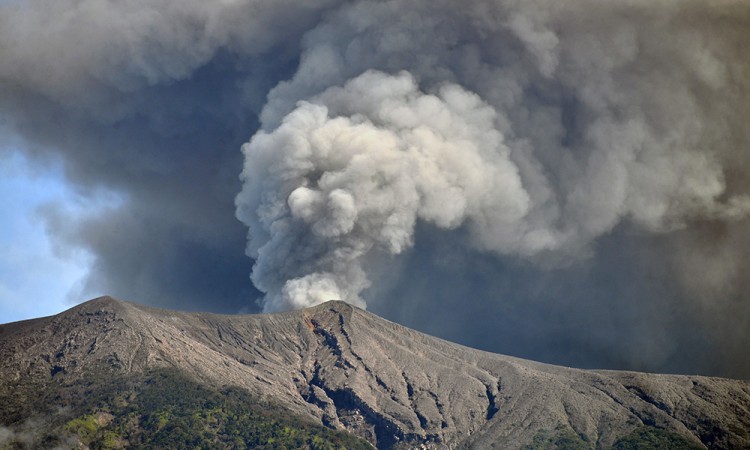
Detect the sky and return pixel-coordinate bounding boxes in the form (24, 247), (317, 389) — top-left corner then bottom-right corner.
(1, 0), (749, 379)
(0, 148), (90, 322)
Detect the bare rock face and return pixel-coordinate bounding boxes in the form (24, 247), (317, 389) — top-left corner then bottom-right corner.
(1, 296), (749, 449)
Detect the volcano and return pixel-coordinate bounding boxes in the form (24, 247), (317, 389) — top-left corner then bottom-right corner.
(1, 297), (748, 449)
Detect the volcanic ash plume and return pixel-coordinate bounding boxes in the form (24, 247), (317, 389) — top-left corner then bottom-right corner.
(236, 0), (750, 312)
(237, 71), (541, 311)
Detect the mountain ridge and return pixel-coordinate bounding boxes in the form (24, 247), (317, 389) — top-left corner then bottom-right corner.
(1, 296), (748, 449)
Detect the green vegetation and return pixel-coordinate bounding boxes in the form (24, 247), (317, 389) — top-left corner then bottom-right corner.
(64, 413), (105, 444)
(1, 369), (372, 450)
(612, 426), (703, 450)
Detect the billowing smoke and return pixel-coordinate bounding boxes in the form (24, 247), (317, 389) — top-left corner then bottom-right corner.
(236, 0), (750, 311)
(1, 0), (749, 376)
(238, 71), (537, 310)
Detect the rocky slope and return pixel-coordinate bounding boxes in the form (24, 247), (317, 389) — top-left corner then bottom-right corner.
(1, 297), (748, 449)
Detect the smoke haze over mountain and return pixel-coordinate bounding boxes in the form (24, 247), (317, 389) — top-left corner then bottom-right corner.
(1, 0), (749, 377)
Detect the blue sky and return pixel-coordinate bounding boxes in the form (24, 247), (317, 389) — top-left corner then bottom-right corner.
(0, 147), (100, 323)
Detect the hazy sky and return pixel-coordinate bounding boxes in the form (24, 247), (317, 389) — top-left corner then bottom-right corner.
(1, 0), (749, 378)
(0, 148), (88, 322)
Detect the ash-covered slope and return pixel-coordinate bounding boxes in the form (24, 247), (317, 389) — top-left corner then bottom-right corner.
(1, 297), (748, 449)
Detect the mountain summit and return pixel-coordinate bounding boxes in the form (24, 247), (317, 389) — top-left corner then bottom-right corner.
(1, 297), (748, 449)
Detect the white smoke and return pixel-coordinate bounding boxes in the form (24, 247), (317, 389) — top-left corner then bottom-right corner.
(236, 0), (750, 311)
(238, 71), (541, 310)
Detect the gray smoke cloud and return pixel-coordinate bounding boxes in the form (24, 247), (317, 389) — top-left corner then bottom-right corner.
(0, 0), (347, 311)
(238, 71), (540, 310)
(1, 0), (749, 377)
(236, 0), (750, 312)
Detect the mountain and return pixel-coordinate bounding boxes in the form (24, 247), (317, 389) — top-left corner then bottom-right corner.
(1, 297), (748, 449)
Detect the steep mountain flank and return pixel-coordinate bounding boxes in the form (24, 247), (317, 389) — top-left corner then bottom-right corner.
(1, 297), (748, 449)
